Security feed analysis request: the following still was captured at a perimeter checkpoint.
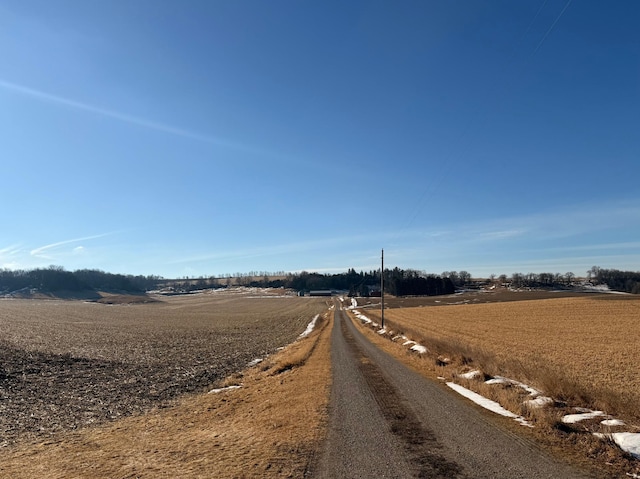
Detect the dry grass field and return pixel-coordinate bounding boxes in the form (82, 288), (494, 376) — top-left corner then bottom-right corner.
(0, 301), (333, 478)
(374, 295), (640, 416)
(0, 289), (328, 447)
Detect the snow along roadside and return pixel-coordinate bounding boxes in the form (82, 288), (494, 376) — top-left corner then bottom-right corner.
(446, 382), (532, 427)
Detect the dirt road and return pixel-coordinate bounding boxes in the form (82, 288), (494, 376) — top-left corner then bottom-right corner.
(310, 303), (593, 478)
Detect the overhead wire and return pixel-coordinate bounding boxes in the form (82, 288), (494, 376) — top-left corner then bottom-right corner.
(532, 0), (573, 56)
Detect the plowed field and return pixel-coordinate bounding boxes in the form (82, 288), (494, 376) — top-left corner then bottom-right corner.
(0, 289), (328, 447)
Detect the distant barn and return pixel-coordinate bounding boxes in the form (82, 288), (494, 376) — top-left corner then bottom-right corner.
(309, 290), (333, 297)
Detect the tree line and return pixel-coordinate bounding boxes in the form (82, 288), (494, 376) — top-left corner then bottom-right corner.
(489, 268), (639, 294)
(164, 268), (460, 297)
(249, 268), (459, 297)
(385, 268), (455, 296)
(0, 266), (161, 294)
(587, 266), (640, 294)
(507, 271), (576, 289)
(4, 265), (639, 297)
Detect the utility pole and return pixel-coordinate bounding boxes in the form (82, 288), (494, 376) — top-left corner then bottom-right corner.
(381, 248), (384, 329)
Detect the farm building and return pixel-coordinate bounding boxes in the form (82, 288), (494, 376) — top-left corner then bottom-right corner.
(309, 290), (333, 296)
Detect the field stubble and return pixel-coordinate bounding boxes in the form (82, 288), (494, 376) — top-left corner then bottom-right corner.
(379, 295), (640, 415)
(0, 290), (328, 447)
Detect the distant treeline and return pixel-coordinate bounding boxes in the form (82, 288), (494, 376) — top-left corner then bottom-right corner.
(0, 267), (161, 294)
(507, 272), (576, 289)
(223, 268), (459, 297)
(4, 265), (638, 297)
(164, 267), (461, 297)
(588, 266), (640, 294)
(501, 267), (640, 294)
(385, 268), (455, 296)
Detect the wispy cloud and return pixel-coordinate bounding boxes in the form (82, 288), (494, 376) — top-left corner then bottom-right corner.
(546, 241), (640, 253)
(478, 229), (526, 240)
(0, 244), (22, 256)
(0, 245), (23, 270)
(0, 79), (254, 152)
(419, 199), (640, 247)
(30, 233), (114, 259)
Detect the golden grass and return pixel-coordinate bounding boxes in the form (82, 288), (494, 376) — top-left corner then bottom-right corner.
(0, 310), (333, 478)
(366, 296), (640, 416)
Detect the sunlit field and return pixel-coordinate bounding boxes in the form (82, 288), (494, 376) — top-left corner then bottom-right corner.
(0, 289), (328, 446)
(372, 295), (640, 415)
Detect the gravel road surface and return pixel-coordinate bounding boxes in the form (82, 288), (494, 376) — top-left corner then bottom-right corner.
(310, 303), (594, 478)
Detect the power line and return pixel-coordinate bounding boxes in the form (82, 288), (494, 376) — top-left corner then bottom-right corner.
(532, 0), (573, 56)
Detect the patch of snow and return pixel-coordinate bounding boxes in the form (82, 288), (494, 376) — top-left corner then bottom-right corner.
(410, 344), (428, 354)
(208, 385), (241, 394)
(403, 340), (416, 347)
(485, 375), (541, 396)
(460, 370), (482, 380)
(519, 384), (542, 396)
(601, 419), (626, 427)
(299, 314), (320, 338)
(447, 382), (532, 427)
(485, 377), (510, 385)
(562, 410), (606, 424)
(377, 328), (387, 335)
(353, 310), (372, 324)
(524, 396), (554, 408)
(594, 432), (640, 459)
(247, 358), (263, 367)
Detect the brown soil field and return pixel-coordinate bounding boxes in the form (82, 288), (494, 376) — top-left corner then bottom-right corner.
(0, 289), (328, 448)
(0, 304), (333, 478)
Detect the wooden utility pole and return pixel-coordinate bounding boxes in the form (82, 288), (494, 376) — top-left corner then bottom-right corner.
(381, 249), (385, 329)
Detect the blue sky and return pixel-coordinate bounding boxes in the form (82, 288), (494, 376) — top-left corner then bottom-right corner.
(2, 0), (639, 278)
